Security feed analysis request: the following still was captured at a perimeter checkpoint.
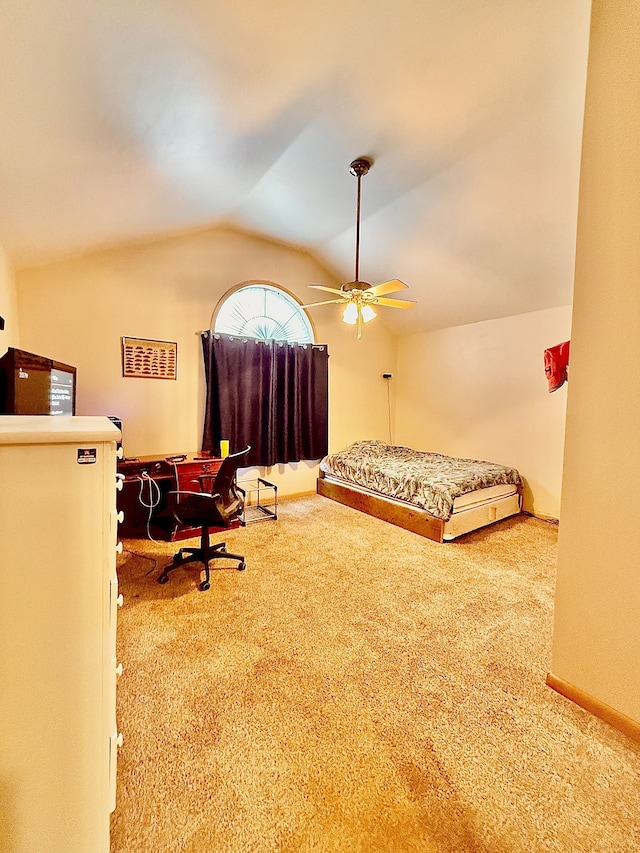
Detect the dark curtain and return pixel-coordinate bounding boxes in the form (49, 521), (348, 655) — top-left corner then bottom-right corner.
(202, 334), (329, 467)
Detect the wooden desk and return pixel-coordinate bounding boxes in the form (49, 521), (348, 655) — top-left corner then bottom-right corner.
(117, 453), (236, 541)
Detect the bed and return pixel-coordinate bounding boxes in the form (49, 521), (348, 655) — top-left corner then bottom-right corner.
(317, 440), (522, 542)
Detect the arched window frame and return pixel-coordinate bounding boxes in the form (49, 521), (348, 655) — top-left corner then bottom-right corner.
(212, 281), (315, 344)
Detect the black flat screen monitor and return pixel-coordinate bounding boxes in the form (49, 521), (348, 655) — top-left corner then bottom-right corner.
(0, 347), (77, 416)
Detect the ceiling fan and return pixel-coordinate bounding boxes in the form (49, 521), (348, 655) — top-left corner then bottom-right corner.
(302, 157), (416, 339)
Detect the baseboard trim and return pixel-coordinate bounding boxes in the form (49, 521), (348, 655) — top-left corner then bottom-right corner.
(279, 489), (316, 502)
(546, 672), (640, 744)
(243, 489), (316, 508)
(522, 510), (559, 525)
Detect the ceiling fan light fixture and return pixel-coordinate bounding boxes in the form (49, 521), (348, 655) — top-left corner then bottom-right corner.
(342, 302), (377, 326)
(361, 304), (377, 323)
(342, 302), (359, 325)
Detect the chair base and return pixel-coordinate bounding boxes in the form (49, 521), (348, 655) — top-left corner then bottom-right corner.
(158, 526), (246, 590)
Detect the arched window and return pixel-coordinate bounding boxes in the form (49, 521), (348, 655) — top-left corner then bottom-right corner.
(213, 283), (314, 343)
(203, 282), (327, 466)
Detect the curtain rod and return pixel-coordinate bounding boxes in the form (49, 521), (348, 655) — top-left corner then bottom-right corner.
(198, 331), (327, 348)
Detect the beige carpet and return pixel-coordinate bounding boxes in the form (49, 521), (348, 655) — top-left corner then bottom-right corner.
(111, 495), (640, 853)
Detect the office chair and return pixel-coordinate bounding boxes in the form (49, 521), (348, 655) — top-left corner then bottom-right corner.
(158, 446), (250, 591)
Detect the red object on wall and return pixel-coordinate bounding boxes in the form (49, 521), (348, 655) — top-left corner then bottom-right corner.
(544, 341), (570, 392)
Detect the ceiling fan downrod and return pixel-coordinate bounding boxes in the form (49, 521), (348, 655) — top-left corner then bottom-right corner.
(349, 157), (372, 285)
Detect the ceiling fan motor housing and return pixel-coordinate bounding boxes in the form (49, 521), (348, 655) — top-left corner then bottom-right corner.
(341, 280), (372, 293)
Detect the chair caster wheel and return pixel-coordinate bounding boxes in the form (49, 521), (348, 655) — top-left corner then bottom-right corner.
(238, 561), (246, 571)
(200, 580), (211, 591)
(158, 575), (169, 585)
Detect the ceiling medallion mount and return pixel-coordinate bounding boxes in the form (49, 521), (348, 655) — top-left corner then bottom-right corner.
(349, 157), (372, 178)
(301, 156), (416, 339)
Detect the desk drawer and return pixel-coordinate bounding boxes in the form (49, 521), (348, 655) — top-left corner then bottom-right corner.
(118, 459), (172, 480)
(174, 459), (222, 491)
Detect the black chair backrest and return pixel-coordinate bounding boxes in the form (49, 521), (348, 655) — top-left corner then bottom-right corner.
(208, 445), (251, 525)
(213, 446), (250, 496)
(170, 446), (251, 527)
(172, 446), (250, 496)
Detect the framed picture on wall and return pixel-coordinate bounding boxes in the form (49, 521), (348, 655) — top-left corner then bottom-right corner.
(121, 336), (177, 380)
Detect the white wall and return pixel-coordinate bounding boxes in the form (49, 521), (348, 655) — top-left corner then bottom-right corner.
(395, 305), (572, 518)
(0, 243), (20, 348)
(16, 226), (396, 495)
(551, 0), (640, 725)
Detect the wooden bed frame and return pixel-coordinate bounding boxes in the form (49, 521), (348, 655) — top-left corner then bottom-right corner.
(317, 470), (522, 543)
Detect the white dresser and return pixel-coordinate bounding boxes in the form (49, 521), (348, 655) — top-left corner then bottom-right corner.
(0, 416), (123, 853)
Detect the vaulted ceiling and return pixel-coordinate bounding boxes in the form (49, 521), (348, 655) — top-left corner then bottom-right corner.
(0, 0), (591, 334)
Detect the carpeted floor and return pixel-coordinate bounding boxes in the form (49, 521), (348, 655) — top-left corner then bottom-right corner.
(111, 495), (640, 853)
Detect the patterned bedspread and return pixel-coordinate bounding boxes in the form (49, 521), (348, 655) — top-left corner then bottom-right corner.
(319, 440), (522, 521)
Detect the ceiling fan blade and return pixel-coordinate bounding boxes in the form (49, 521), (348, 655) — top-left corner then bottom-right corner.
(301, 298), (346, 308)
(375, 297), (417, 309)
(368, 279), (408, 297)
(309, 284), (345, 296)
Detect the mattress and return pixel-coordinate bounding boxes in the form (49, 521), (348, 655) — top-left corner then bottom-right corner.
(442, 488), (521, 539)
(322, 472), (517, 513)
(450, 483), (518, 511)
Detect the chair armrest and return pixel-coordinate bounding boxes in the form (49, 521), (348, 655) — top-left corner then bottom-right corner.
(169, 489), (217, 502)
